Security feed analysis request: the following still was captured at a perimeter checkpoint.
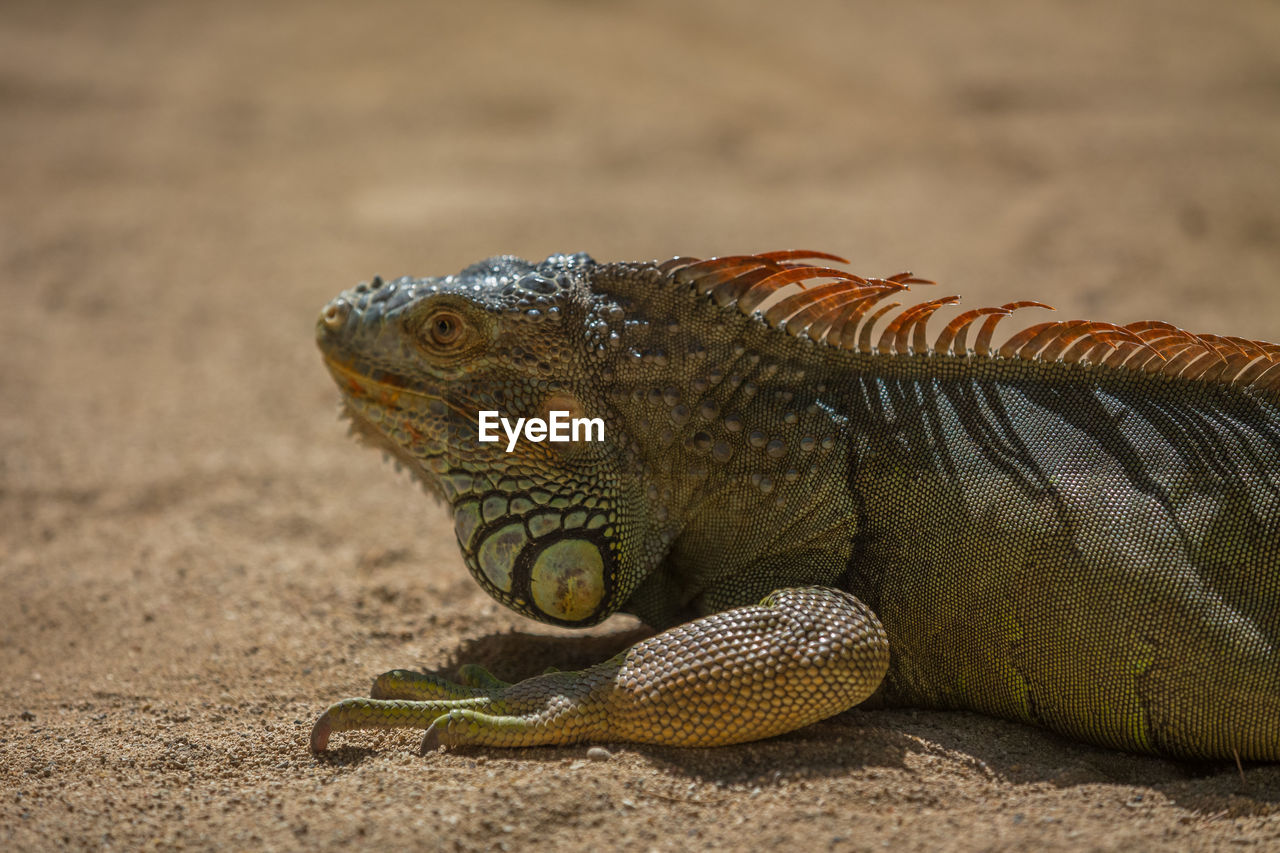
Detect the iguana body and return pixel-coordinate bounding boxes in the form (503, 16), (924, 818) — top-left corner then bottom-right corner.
(312, 251), (1280, 760)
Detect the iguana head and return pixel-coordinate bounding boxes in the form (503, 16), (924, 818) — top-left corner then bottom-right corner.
(316, 253), (645, 627)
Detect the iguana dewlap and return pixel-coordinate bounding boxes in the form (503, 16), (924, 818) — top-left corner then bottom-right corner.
(312, 251), (1280, 759)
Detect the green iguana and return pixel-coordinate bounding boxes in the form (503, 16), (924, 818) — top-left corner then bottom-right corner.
(311, 250), (1279, 760)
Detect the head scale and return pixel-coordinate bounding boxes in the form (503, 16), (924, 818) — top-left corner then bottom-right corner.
(316, 252), (639, 626)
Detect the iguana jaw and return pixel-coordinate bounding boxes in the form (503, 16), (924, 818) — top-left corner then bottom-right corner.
(339, 399), (448, 499)
(320, 354), (451, 502)
(321, 351), (468, 417)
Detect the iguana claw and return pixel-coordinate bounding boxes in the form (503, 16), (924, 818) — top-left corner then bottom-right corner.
(418, 721), (442, 755)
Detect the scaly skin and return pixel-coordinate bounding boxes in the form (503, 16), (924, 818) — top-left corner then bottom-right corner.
(312, 252), (1280, 759)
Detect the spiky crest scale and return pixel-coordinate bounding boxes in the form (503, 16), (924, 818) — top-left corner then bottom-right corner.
(661, 252), (1280, 393)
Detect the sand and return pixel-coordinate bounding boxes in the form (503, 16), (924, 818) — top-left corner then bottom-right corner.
(3, 0), (1279, 849)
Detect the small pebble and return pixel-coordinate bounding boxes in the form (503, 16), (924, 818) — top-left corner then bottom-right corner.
(586, 746), (612, 761)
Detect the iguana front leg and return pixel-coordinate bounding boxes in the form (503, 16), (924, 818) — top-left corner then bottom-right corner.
(311, 587), (889, 752)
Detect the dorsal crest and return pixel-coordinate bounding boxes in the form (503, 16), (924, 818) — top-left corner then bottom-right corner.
(656, 251), (1280, 393)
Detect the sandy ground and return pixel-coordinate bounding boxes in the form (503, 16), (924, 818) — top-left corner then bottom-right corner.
(3, 0), (1280, 849)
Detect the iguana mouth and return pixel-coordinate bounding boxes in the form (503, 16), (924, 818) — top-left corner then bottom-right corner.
(322, 354), (476, 422)
(322, 354), (417, 402)
(324, 353), (450, 501)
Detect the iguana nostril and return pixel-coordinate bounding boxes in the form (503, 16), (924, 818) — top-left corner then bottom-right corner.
(321, 299), (351, 330)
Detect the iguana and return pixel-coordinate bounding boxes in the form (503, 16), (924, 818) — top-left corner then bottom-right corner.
(311, 250), (1280, 760)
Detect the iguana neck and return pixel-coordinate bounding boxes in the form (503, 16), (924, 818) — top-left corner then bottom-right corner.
(592, 263), (873, 615)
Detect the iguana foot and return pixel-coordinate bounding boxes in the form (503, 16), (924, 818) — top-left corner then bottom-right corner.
(309, 667), (611, 752)
(310, 587), (889, 753)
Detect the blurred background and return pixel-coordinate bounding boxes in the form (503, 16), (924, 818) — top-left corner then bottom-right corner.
(7, 0), (1279, 485)
(3, 0), (1279, 848)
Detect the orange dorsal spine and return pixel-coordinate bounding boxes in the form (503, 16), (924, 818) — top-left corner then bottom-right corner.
(659, 252), (1280, 393)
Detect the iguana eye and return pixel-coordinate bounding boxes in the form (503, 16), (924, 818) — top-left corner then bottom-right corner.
(422, 310), (466, 350)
